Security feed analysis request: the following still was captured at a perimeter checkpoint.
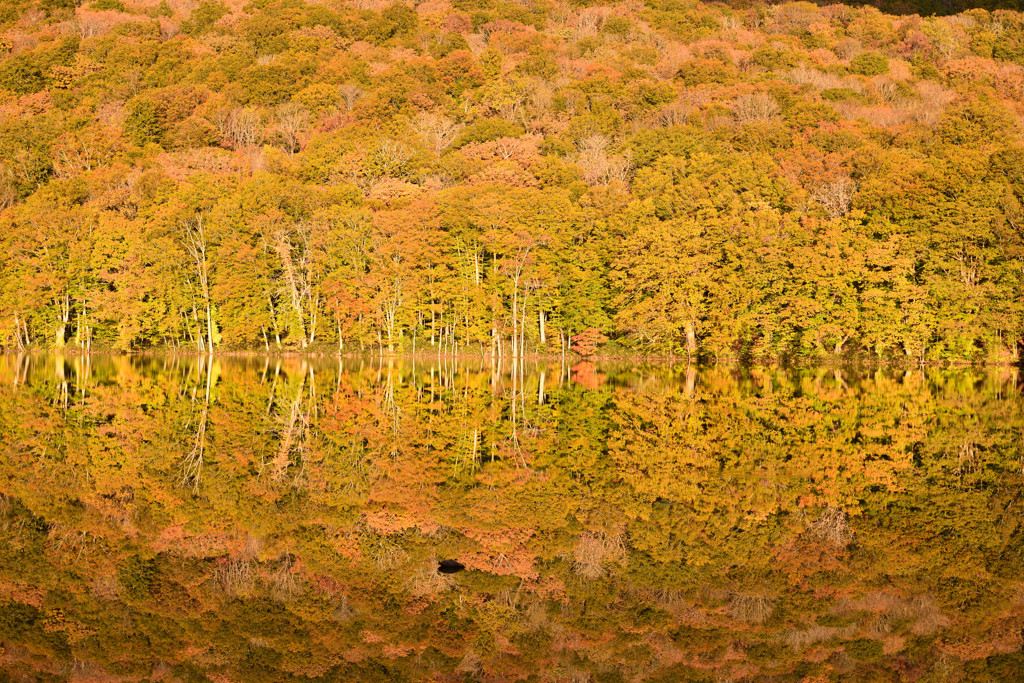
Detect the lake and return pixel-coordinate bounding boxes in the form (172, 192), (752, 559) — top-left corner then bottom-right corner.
(1, 354), (1022, 681)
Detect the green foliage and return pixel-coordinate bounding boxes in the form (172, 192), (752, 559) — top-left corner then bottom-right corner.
(643, 0), (718, 41)
(938, 99), (1013, 145)
(820, 87), (864, 102)
(152, 0), (173, 18)
(751, 44), (798, 70)
(516, 46), (558, 79)
(601, 16), (633, 37)
(242, 13), (293, 54)
(181, 1), (228, 36)
(849, 52), (889, 75)
(631, 81), (677, 108)
(41, 0), (77, 12)
(674, 59), (734, 86)
(455, 118), (525, 147)
(119, 556), (158, 600)
(786, 101), (839, 127)
(366, 3), (419, 45)
(124, 97), (164, 146)
(844, 638), (884, 661)
(0, 55), (45, 94)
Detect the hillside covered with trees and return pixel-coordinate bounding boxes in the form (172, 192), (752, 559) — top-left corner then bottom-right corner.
(1, 0), (1023, 362)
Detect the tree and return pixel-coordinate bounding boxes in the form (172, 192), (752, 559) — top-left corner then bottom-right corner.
(180, 214), (217, 353)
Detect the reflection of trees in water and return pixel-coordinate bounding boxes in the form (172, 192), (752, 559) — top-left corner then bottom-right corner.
(0, 357), (1022, 680)
(180, 355), (216, 493)
(249, 359), (321, 490)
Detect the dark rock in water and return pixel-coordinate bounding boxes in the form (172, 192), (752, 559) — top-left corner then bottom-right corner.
(438, 559), (465, 574)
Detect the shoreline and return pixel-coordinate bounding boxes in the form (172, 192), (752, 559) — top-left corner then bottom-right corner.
(2, 348), (1020, 368)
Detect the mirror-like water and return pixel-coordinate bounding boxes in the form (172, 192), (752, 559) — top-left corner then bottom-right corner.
(1, 354), (1023, 681)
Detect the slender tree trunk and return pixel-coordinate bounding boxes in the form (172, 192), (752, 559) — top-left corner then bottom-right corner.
(520, 292), (528, 358)
(191, 305), (204, 352)
(511, 286), (518, 358)
(308, 291), (318, 346)
(205, 301), (214, 356)
(268, 295), (282, 347)
(55, 294), (70, 350)
(75, 306), (83, 348)
(13, 313), (25, 352)
(182, 215), (215, 353)
(336, 312), (343, 356)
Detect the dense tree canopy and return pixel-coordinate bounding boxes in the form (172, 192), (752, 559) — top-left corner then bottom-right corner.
(1, 0), (1023, 362)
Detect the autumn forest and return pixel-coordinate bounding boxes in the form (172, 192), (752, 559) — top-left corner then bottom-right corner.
(3, 0), (1024, 680)
(0, 0), (1023, 361)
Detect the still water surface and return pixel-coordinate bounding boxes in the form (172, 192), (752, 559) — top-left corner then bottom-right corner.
(1, 354), (1023, 681)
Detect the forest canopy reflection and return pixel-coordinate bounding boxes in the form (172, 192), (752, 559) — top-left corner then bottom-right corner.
(1, 354), (1023, 681)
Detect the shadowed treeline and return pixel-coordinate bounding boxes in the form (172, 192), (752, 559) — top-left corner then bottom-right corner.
(1, 355), (1022, 680)
(820, 1), (1024, 16)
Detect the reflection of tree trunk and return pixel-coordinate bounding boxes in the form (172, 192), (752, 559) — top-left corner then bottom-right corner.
(272, 372), (307, 481)
(13, 352), (29, 388)
(55, 354), (68, 410)
(74, 354), (90, 403)
(510, 359), (519, 457)
(181, 357), (214, 493)
(383, 364), (401, 458)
